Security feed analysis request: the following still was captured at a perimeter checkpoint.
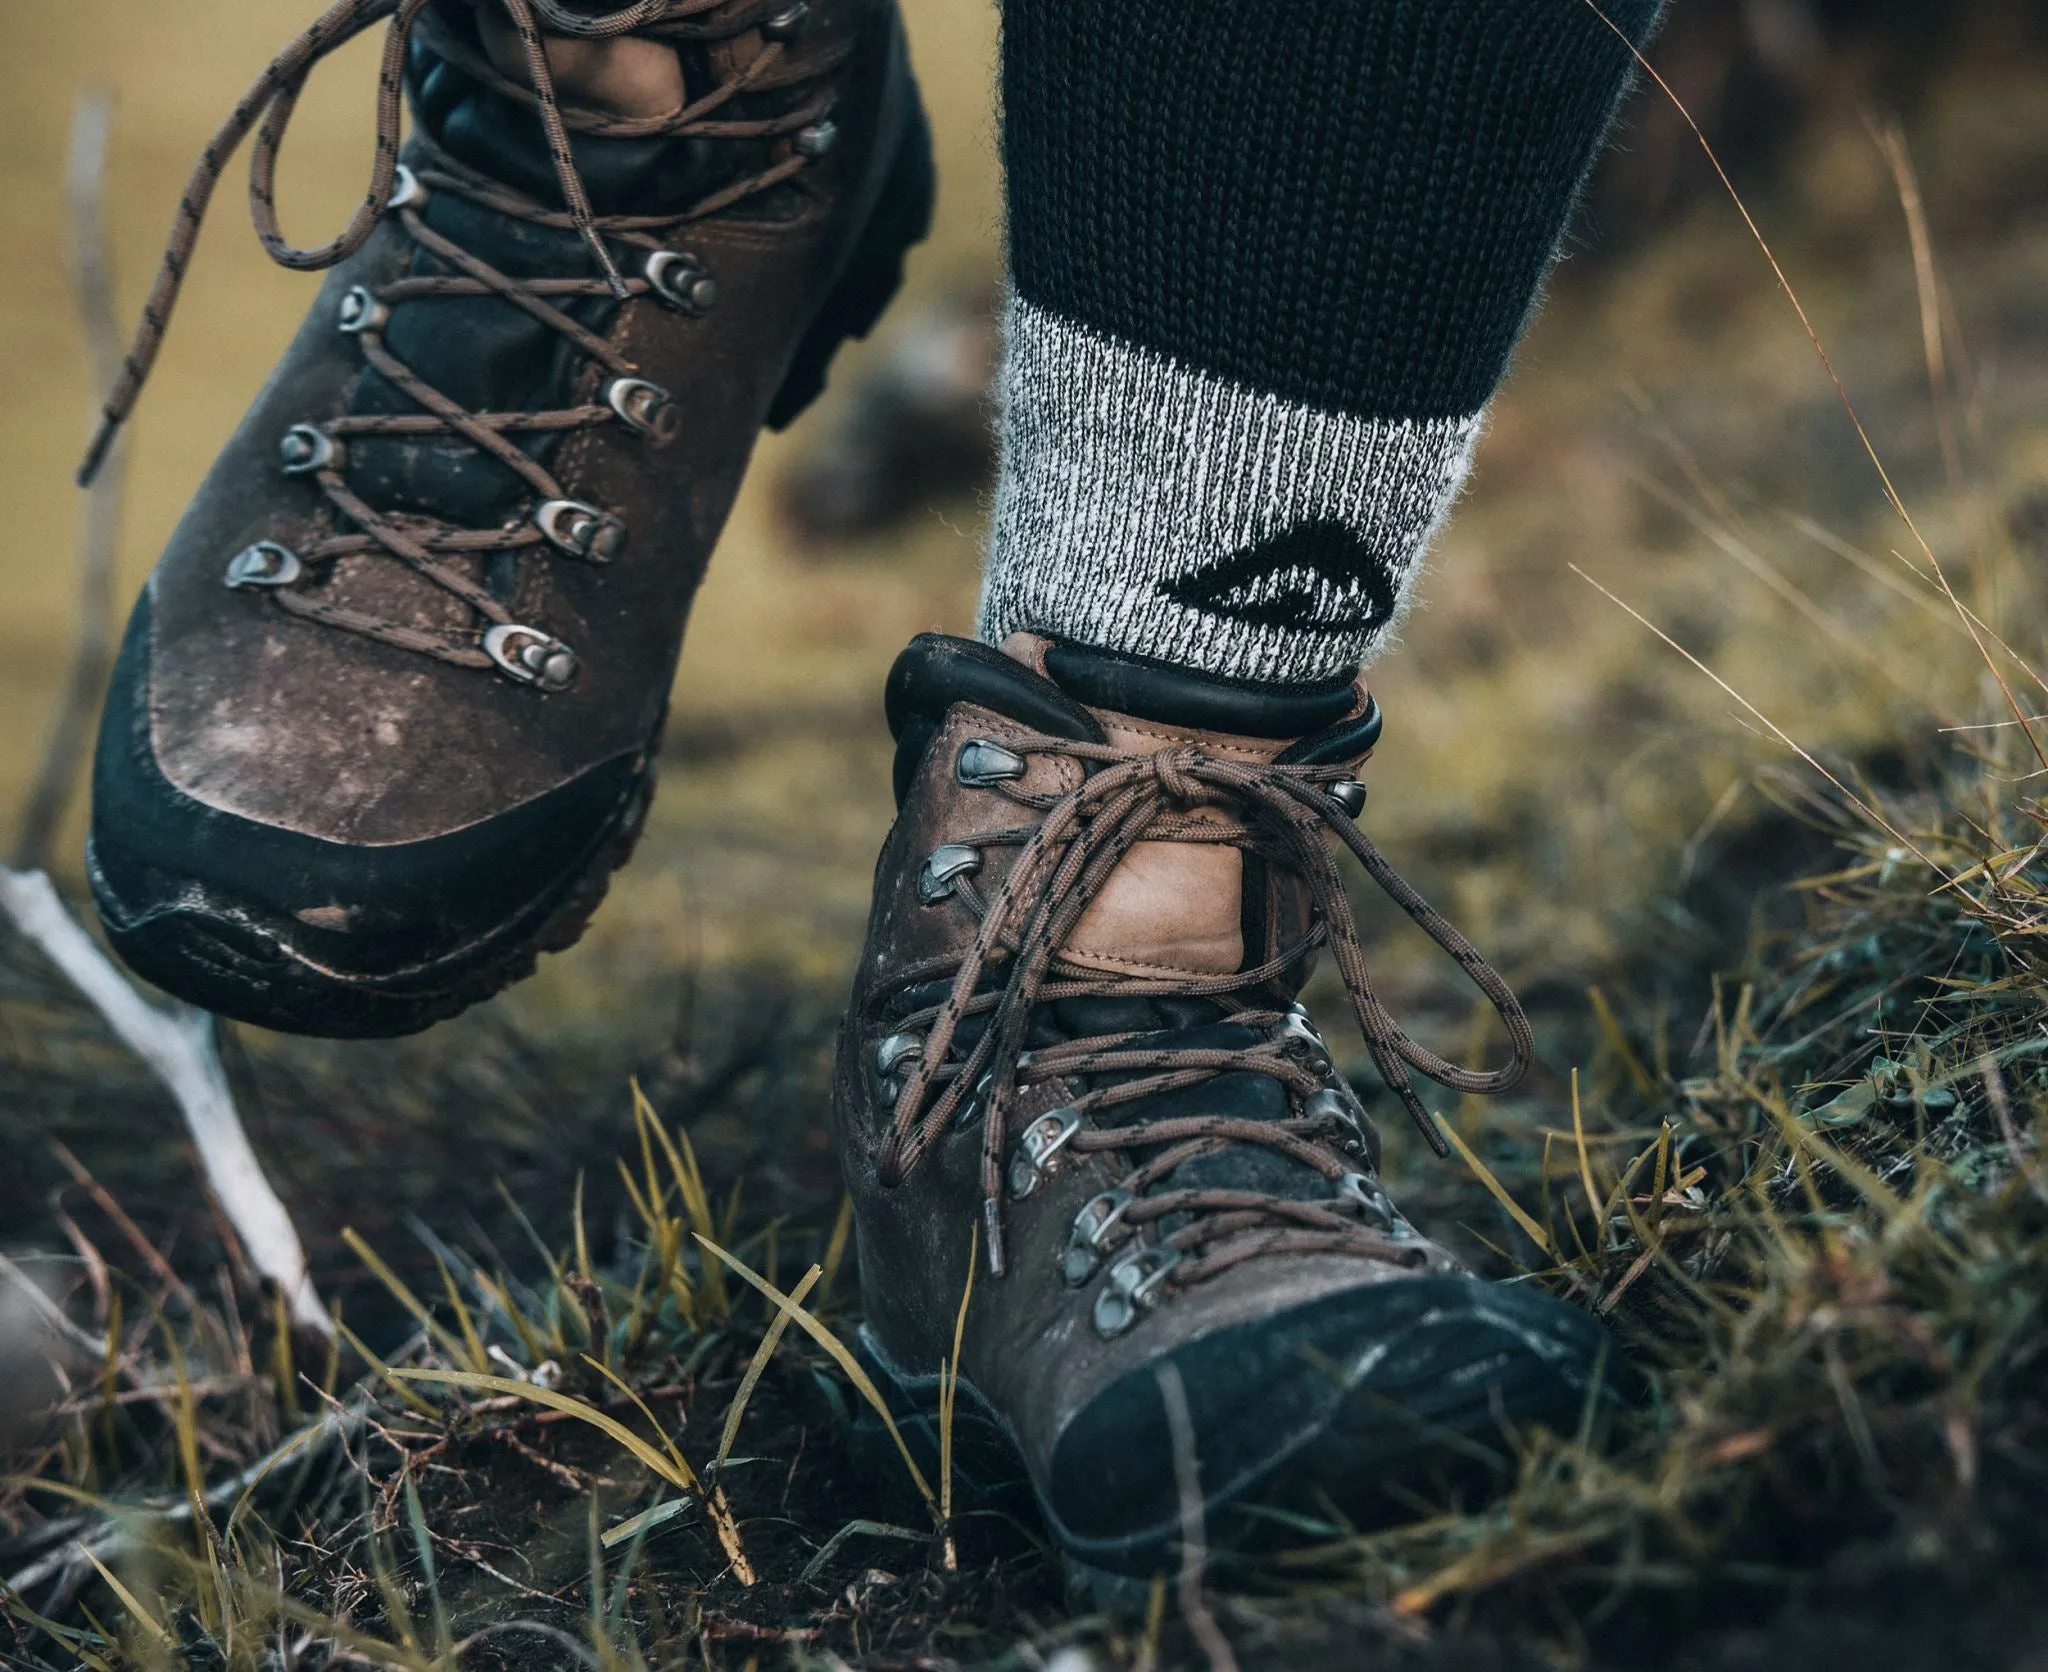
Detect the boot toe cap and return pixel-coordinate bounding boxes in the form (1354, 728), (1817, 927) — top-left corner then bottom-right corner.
(1042, 1273), (1611, 1576)
(88, 599), (648, 1038)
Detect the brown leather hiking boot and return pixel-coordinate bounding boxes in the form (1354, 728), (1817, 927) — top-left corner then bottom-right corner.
(86, 0), (930, 1037)
(836, 633), (1608, 1585)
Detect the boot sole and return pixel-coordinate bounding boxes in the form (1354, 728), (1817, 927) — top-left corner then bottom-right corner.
(848, 1275), (1613, 1599)
(90, 92), (936, 1040)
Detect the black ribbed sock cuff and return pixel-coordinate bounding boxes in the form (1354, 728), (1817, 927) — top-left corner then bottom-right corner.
(1000, 0), (1665, 421)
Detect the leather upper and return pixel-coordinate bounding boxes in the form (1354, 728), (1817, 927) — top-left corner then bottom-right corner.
(838, 633), (1467, 1492)
(133, 0), (912, 845)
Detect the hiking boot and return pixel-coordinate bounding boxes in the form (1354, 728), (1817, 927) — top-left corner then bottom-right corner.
(86, 0), (931, 1037)
(835, 632), (1608, 1584)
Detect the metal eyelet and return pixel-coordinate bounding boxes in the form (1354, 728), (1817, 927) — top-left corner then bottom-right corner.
(278, 424), (341, 476)
(917, 844), (981, 906)
(483, 623), (578, 692)
(644, 250), (719, 316)
(955, 739), (1027, 789)
(1007, 1108), (1082, 1200)
(533, 499), (627, 564)
(387, 164), (428, 212)
(1338, 1172), (1422, 1241)
(1277, 1005), (1333, 1071)
(793, 119), (838, 157)
(872, 1032), (923, 1103)
(1303, 1086), (1371, 1158)
(1092, 1245), (1181, 1339)
(223, 541), (303, 590)
(337, 286), (389, 335)
(605, 377), (680, 441)
(1327, 778), (1367, 818)
(762, 1), (809, 40)
(1063, 1189), (1133, 1286)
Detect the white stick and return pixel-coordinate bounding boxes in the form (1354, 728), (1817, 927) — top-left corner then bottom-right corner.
(0, 867), (333, 1339)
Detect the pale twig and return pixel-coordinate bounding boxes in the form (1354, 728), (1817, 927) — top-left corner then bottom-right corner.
(0, 867), (331, 1340)
(1155, 1362), (1239, 1672)
(15, 87), (126, 871)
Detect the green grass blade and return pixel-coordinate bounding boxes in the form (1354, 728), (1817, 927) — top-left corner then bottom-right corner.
(695, 1234), (936, 1510)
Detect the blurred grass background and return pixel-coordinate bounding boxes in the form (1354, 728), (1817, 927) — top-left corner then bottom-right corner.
(2, 0), (2047, 1320)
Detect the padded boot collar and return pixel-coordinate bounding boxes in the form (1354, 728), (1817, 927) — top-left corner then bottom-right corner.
(883, 631), (1384, 806)
(1039, 637), (1356, 738)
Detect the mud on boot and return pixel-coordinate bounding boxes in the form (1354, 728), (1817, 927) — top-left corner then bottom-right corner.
(87, 0), (932, 1037)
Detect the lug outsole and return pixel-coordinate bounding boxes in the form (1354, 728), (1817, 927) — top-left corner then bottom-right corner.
(847, 1281), (1614, 1599)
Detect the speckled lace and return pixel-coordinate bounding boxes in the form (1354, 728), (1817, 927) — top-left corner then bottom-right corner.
(875, 732), (1534, 1320)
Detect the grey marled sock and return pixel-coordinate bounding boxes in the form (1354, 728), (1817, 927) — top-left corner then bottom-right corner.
(976, 297), (1482, 684)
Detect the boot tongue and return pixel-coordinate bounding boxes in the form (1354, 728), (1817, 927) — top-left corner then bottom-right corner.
(1005, 635), (1354, 984)
(406, 22), (773, 219)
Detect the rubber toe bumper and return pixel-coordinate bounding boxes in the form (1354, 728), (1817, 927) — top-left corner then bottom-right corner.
(87, 600), (649, 1038)
(1042, 1274), (1610, 1577)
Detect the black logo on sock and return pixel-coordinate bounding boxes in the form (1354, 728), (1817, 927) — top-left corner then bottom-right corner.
(1155, 519), (1397, 636)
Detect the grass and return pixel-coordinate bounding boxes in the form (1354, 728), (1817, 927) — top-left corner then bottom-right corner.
(5, 10), (2048, 1670)
(4, 797), (2045, 1668)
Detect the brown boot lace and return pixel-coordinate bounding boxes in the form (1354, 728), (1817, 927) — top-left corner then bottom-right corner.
(81, 0), (844, 690)
(875, 732), (1533, 1328)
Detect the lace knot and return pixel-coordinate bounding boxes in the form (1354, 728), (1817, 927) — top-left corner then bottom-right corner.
(1148, 745), (1207, 806)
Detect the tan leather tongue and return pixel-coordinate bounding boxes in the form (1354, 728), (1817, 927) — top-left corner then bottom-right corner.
(473, 8), (687, 119)
(998, 633), (1295, 983)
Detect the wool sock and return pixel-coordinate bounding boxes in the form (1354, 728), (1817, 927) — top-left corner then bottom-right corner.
(979, 0), (1666, 687)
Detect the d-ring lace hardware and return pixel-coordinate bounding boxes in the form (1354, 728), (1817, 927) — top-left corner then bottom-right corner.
(534, 499), (628, 563)
(643, 249), (719, 314)
(918, 844), (983, 905)
(278, 425), (343, 476)
(1093, 1244), (1181, 1339)
(224, 542), (304, 590)
(336, 285), (389, 335)
(484, 623), (578, 692)
(1007, 1107), (1083, 1199)
(956, 738), (1029, 788)
(605, 376), (681, 439)
(1062, 1188), (1135, 1286)
(876, 728), (1533, 1312)
(388, 162), (429, 211)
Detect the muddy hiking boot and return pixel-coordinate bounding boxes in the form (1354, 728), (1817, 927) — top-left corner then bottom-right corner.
(85, 0), (931, 1037)
(836, 633), (1609, 1587)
